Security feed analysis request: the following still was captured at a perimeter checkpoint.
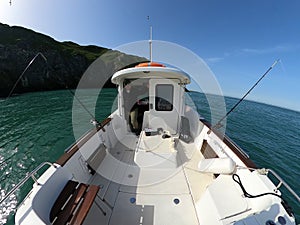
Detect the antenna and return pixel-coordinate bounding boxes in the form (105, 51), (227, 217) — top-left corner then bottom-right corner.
(149, 26), (153, 62)
(147, 16), (152, 62)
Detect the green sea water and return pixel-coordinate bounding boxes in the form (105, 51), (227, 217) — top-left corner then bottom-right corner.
(0, 89), (299, 224)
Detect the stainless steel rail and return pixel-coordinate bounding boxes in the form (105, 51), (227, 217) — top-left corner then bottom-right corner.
(267, 168), (300, 203)
(0, 162), (55, 205)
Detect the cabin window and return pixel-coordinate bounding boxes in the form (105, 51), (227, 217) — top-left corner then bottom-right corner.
(155, 84), (173, 111)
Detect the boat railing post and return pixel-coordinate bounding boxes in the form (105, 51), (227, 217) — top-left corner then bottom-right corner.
(30, 173), (40, 186)
(0, 161), (54, 205)
(267, 169), (300, 203)
(276, 181), (283, 190)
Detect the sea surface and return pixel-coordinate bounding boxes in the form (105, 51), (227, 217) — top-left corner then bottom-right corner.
(0, 89), (299, 224)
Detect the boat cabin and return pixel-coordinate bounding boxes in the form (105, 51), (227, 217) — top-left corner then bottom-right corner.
(111, 63), (191, 136)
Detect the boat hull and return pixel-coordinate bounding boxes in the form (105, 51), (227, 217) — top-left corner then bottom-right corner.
(14, 109), (297, 225)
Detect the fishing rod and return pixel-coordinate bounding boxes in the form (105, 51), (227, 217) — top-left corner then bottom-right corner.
(6, 52), (47, 99)
(1, 53), (101, 195)
(213, 59), (280, 129)
(5, 52), (100, 126)
(47, 69), (101, 126)
(66, 88), (100, 126)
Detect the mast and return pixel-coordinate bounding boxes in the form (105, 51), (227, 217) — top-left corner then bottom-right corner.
(147, 16), (153, 62)
(149, 26), (153, 62)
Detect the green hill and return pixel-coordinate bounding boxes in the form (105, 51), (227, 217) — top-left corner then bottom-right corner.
(0, 23), (145, 97)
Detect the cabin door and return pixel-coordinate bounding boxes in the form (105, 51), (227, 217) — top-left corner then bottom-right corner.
(148, 79), (182, 134)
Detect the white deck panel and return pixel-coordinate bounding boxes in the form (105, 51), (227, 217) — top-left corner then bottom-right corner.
(83, 197), (112, 225)
(109, 192), (199, 225)
(183, 159), (214, 202)
(89, 134), (209, 225)
(120, 167), (190, 195)
(196, 174), (249, 224)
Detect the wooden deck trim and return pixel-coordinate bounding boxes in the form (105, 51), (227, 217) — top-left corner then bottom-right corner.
(56, 118), (112, 166)
(50, 180), (79, 221)
(50, 180), (100, 225)
(200, 140), (219, 159)
(70, 185), (100, 225)
(200, 119), (257, 169)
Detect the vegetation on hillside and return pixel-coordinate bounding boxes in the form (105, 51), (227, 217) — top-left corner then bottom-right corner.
(0, 23), (145, 97)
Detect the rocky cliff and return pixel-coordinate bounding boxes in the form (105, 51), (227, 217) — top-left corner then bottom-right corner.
(0, 23), (145, 97)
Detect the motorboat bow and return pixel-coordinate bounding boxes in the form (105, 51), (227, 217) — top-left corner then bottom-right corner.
(1, 61), (299, 225)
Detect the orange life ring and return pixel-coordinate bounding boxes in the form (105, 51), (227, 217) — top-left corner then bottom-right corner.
(135, 62), (165, 67)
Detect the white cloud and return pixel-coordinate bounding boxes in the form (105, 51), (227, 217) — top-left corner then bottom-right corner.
(204, 43), (300, 66)
(241, 44), (300, 55)
(205, 57), (224, 64)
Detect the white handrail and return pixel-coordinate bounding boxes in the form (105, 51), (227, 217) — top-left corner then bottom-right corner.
(238, 166), (300, 204)
(0, 162), (55, 205)
(267, 168), (300, 203)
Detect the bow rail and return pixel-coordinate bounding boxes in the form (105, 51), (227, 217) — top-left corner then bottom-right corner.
(0, 161), (55, 205)
(266, 168), (300, 203)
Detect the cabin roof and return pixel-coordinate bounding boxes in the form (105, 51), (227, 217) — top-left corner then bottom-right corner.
(111, 66), (191, 85)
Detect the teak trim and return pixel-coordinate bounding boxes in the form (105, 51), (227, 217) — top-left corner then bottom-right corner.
(200, 119), (257, 169)
(50, 180), (100, 225)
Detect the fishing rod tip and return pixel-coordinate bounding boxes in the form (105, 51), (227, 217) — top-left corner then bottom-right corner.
(271, 59), (280, 68)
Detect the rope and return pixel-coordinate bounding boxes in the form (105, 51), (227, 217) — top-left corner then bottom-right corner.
(232, 173), (297, 217)
(232, 174), (282, 199)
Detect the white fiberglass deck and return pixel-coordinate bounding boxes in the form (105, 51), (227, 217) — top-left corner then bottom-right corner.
(86, 132), (214, 225)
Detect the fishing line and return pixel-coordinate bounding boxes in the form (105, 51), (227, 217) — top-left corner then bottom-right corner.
(2, 52), (100, 169)
(67, 88), (99, 125)
(49, 71), (100, 125)
(278, 59), (288, 77)
(5, 52), (100, 125)
(213, 59), (280, 129)
(1, 53), (47, 170)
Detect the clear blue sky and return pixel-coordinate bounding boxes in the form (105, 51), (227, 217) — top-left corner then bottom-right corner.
(1, 0), (300, 111)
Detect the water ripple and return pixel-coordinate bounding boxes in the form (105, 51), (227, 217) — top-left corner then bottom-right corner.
(0, 90), (299, 224)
